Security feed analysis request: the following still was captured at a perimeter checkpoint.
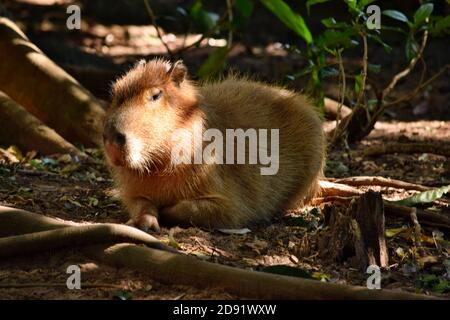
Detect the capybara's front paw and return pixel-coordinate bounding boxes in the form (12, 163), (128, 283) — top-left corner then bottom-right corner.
(126, 213), (160, 232)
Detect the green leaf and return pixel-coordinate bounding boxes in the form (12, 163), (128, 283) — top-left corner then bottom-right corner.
(189, 1), (219, 32)
(390, 184), (450, 207)
(306, 0), (332, 14)
(344, 0), (359, 13)
(321, 17), (349, 29)
(431, 15), (450, 36)
(113, 290), (133, 300)
(383, 10), (409, 23)
(236, 0), (254, 18)
(262, 265), (314, 279)
(260, 0), (313, 44)
(197, 46), (229, 79)
(416, 274), (450, 293)
(354, 72), (363, 95)
(414, 3), (434, 27)
(316, 29), (357, 49)
(358, 0), (377, 8)
(405, 36), (419, 61)
(368, 34), (393, 52)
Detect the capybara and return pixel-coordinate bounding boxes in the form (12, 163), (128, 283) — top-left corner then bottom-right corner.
(103, 59), (325, 231)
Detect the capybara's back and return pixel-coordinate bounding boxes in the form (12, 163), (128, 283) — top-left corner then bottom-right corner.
(103, 59), (325, 231)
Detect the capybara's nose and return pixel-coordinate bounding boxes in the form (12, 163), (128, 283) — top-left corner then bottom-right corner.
(104, 121), (126, 147)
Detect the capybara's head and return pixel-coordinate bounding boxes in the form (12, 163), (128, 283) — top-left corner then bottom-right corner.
(103, 59), (198, 172)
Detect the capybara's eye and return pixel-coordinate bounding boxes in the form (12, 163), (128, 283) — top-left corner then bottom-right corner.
(149, 90), (163, 102)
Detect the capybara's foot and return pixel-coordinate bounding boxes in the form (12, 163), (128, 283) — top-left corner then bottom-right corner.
(126, 213), (160, 232)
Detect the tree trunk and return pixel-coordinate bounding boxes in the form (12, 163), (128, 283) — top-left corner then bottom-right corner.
(0, 91), (87, 158)
(0, 17), (105, 147)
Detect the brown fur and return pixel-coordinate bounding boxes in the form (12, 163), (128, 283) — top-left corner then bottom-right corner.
(104, 59), (325, 231)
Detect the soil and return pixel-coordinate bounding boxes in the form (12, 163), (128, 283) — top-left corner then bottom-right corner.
(0, 0), (449, 300)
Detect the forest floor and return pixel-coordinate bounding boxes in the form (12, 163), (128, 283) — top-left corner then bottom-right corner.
(1, 119), (449, 299)
(0, 0), (449, 300)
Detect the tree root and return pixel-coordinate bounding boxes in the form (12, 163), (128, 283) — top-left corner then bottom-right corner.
(0, 91), (88, 158)
(0, 222), (177, 259)
(364, 142), (450, 157)
(0, 205), (433, 299)
(0, 283), (122, 289)
(312, 196), (450, 230)
(319, 180), (364, 197)
(0, 17), (105, 147)
(333, 176), (430, 191)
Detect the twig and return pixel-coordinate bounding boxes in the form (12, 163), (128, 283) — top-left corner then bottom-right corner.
(226, 0), (233, 50)
(354, 33), (368, 111)
(332, 49), (346, 143)
(382, 29), (429, 99)
(381, 64), (450, 109)
(177, 6), (231, 54)
(143, 0), (174, 58)
(331, 33), (368, 143)
(410, 207), (424, 255)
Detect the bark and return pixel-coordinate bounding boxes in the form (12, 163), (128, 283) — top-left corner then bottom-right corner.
(319, 191), (388, 270)
(0, 17), (105, 147)
(0, 91), (87, 157)
(0, 205), (433, 300)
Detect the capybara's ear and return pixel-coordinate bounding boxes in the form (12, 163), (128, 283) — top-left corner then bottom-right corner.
(168, 60), (187, 85)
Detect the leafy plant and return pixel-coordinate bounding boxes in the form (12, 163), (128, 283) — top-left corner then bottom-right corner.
(147, 0), (449, 144)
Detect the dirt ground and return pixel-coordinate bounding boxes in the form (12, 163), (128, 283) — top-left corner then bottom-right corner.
(0, 0), (449, 300)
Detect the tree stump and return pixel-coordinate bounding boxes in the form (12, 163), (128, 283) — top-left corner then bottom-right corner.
(319, 191), (388, 270)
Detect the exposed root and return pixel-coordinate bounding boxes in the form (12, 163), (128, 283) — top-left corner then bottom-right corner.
(0, 205), (433, 300)
(364, 143), (450, 157)
(334, 176), (430, 191)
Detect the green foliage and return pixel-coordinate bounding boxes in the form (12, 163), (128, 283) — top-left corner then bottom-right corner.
(416, 274), (450, 293)
(389, 185), (450, 207)
(166, 0), (447, 121)
(235, 0), (254, 18)
(189, 0), (219, 32)
(197, 46), (230, 78)
(260, 0), (312, 44)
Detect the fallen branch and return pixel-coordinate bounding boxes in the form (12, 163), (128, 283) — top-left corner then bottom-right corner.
(0, 206), (432, 300)
(333, 176), (430, 191)
(364, 142), (450, 157)
(0, 91), (87, 158)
